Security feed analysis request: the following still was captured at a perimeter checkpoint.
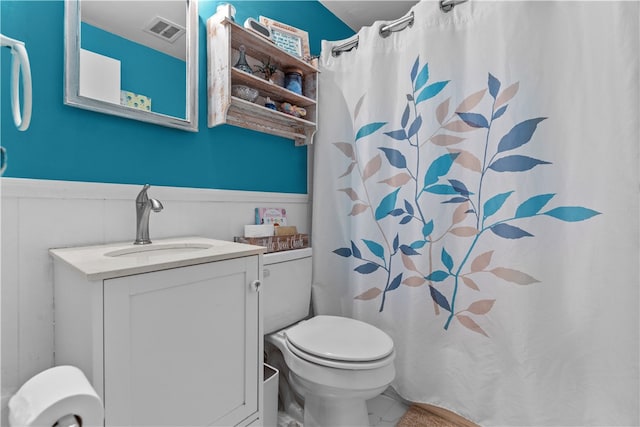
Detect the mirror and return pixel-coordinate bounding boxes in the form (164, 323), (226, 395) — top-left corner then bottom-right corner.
(64, 0), (198, 131)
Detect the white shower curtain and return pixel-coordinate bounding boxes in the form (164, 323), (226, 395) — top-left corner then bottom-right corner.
(313, 1), (639, 426)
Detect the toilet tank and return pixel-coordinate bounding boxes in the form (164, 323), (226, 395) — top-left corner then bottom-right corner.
(263, 247), (312, 334)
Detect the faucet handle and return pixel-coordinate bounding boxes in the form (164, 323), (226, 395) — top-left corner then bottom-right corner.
(136, 184), (151, 202)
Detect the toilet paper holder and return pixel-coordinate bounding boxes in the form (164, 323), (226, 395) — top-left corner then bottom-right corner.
(8, 365), (103, 427)
(53, 414), (82, 427)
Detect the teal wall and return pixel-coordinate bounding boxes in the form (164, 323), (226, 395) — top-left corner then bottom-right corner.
(81, 22), (186, 118)
(0, 1), (354, 193)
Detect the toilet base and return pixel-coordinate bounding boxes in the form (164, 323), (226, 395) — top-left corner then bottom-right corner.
(304, 394), (369, 427)
(289, 371), (386, 427)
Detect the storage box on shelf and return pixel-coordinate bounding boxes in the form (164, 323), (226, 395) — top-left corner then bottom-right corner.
(207, 12), (318, 146)
(235, 234), (310, 253)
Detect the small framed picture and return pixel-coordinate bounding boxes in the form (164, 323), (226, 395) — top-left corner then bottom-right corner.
(259, 16), (310, 60)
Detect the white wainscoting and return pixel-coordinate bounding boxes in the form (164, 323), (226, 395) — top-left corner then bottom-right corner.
(0, 178), (310, 423)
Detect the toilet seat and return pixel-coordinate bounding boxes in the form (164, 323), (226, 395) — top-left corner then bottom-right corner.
(284, 315), (395, 370)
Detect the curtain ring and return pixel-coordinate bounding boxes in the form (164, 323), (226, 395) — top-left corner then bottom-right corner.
(379, 11), (414, 38)
(440, 0), (468, 13)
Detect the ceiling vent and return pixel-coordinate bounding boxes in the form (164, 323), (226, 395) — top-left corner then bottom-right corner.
(144, 17), (185, 43)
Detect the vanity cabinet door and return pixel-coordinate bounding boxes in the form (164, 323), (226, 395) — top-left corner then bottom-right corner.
(103, 256), (260, 426)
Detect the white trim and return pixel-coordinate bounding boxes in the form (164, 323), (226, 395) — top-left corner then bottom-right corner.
(0, 178), (309, 204)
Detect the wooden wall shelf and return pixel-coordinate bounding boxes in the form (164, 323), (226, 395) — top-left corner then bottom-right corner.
(207, 13), (318, 146)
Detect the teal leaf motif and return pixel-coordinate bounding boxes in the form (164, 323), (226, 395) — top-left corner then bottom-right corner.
(488, 73), (501, 98)
(424, 153), (459, 187)
(489, 155), (551, 172)
(333, 247), (351, 257)
(497, 118), (547, 153)
(422, 220), (434, 238)
(363, 239), (385, 260)
(375, 188), (400, 220)
(483, 191), (514, 219)
(515, 194), (556, 218)
(416, 81), (449, 104)
(384, 129), (408, 141)
(457, 112), (489, 129)
(411, 240), (428, 249)
(379, 147), (407, 169)
(356, 122), (386, 140)
(355, 263), (380, 274)
(426, 270), (450, 282)
(441, 248), (454, 272)
(425, 184), (460, 195)
(415, 63), (429, 91)
(490, 223), (534, 239)
(543, 207), (601, 222)
(388, 273), (403, 291)
(430, 286), (451, 312)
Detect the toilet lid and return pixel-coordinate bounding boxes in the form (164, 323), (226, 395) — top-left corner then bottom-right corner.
(284, 315), (394, 362)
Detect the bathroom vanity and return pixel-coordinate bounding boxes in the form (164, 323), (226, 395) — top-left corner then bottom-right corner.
(50, 237), (266, 426)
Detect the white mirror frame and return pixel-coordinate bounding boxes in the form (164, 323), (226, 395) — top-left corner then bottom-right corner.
(64, 0), (198, 132)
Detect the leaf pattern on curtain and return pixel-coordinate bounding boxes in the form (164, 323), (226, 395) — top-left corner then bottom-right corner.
(332, 57), (601, 337)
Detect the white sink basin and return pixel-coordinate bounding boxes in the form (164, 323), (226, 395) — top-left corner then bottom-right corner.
(105, 243), (215, 258)
(50, 237), (267, 280)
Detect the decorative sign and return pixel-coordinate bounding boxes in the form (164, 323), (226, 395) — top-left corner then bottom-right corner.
(259, 16), (310, 60)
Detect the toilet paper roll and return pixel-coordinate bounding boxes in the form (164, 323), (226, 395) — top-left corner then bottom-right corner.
(8, 365), (103, 427)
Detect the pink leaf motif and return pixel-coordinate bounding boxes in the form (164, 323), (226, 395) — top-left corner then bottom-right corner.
(495, 82), (519, 108)
(456, 314), (489, 337)
(462, 276), (480, 291)
(333, 142), (355, 160)
(349, 203), (369, 216)
(443, 120), (477, 133)
(362, 154), (382, 181)
(470, 250), (494, 272)
(338, 188), (360, 201)
(354, 287), (382, 300)
(378, 173), (412, 187)
(436, 98), (450, 125)
(448, 149), (482, 172)
(449, 227), (478, 237)
(456, 89), (487, 113)
(402, 276), (426, 287)
(338, 162), (357, 178)
(430, 134), (466, 147)
(490, 267), (540, 285)
(452, 202), (470, 225)
(354, 94), (365, 120)
(401, 253), (420, 273)
(466, 299), (496, 315)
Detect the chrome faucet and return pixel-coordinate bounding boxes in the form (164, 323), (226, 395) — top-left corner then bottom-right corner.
(134, 184), (163, 245)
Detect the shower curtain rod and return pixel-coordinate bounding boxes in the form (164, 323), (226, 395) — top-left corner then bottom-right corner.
(331, 0), (469, 56)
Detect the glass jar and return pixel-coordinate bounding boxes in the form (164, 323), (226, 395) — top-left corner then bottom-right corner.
(234, 45), (253, 74)
(284, 69), (303, 95)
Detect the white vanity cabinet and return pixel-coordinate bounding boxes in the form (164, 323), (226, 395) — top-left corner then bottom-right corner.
(51, 238), (265, 427)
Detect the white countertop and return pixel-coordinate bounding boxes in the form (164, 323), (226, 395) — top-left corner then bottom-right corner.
(49, 236), (266, 280)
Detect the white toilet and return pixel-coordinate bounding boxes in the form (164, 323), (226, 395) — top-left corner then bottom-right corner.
(262, 248), (395, 427)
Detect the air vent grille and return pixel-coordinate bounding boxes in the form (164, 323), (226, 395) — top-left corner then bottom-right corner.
(144, 17), (185, 43)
